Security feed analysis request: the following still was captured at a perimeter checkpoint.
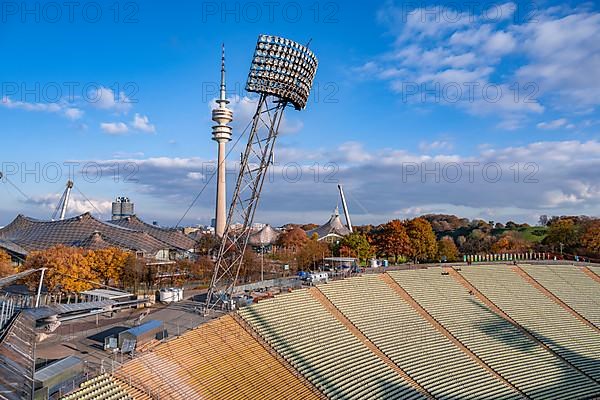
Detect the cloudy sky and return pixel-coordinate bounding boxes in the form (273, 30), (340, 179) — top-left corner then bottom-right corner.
(1, 0), (599, 227)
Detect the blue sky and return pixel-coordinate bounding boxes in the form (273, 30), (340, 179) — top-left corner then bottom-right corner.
(1, 0), (600, 227)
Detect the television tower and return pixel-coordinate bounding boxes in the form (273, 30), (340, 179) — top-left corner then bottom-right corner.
(212, 44), (233, 237)
(206, 34), (318, 312)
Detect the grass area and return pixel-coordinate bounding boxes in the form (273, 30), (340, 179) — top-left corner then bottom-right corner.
(516, 226), (548, 243)
(491, 226), (548, 243)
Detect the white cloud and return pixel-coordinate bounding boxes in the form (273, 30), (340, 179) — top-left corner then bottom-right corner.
(24, 194), (112, 218)
(88, 86), (132, 113)
(516, 12), (600, 107)
(131, 113), (156, 133)
(419, 140), (453, 153)
(536, 118), (568, 130)
(100, 122), (129, 135)
(361, 4), (600, 128)
(1, 96), (83, 120)
(64, 107), (84, 120)
(80, 139), (600, 225)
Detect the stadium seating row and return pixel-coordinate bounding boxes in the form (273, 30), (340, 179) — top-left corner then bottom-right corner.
(116, 314), (320, 400)
(460, 265), (600, 382)
(61, 374), (150, 400)
(238, 289), (425, 400)
(319, 274), (521, 400)
(389, 268), (600, 399)
(521, 264), (600, 328)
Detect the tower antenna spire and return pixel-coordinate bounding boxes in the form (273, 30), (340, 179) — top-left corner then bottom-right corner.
(218, 43), (228, 104)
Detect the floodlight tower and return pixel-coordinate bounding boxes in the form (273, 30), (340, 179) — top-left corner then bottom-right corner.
(206, 34), (318, 311)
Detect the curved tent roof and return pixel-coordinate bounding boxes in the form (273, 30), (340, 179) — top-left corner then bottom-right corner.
(306, 207), (351, 240)
(248, 224), (281, 246)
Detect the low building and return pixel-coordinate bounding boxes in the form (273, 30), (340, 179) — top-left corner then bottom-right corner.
(118, 319), (165, 351)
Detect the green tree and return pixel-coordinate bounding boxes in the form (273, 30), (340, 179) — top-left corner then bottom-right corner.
(437, 236), (458, 261)
(340, 232), (374, 263)
(405, 218), (437, 262)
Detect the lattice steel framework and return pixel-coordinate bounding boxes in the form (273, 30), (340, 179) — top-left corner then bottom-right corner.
(206, 35), (318, 311)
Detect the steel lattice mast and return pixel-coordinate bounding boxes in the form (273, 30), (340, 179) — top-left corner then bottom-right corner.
(206, 35), (318, 311)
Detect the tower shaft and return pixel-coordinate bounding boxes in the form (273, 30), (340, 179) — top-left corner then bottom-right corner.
(215, 140), (227, 237)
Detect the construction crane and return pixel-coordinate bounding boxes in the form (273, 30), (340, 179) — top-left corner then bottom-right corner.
(205, 35), (318, 312)
(52, 180), (73, 221)
(338, 185), (353, 233)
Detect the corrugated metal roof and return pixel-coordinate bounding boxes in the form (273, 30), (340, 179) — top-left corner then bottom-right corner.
(35, 356), (81, 382)
(50, 300), (115, 314)
(80, 288), (131, 299)
(108, 215), (196, 251)
(123, 320), (163, 337)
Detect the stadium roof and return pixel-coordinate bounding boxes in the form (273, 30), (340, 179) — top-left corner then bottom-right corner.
(108, 215), (196, 251)
(0, 213), (191, 258)
(306, 207), (351, 240)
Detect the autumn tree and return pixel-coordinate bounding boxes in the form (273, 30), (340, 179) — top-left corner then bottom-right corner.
(121, 253), (145, 292)
(195, 233), (220, 256)
(24, 245), (98, 292)
(491, 232), (531, 253)
(582, 221), (600, 255)
(296, 238), (329, 270)
(545, 218), (580, 250)
(188, 256), (214, 282)
(86, 248), (129, 286)
(372, 219), (410, 262)
(340, 233), (374, 263)
(0, 250), (15, 278)
(277, 227), (308, 252)
(437, 236), (459, 261)
(405, 218), (437, 262)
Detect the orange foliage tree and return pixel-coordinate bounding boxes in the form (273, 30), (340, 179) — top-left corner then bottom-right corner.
(0, 249), (15, 278)
(86, 247), (130, 286)
(24, 245), (98, 292)
(372, 219), (410, 262)
(582, 221), (600, 255)
(277, 227), (308, 252)
(437, 236), (459, 261)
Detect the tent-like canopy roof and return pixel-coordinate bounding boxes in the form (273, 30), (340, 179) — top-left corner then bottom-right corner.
(306, 207), (351, 240)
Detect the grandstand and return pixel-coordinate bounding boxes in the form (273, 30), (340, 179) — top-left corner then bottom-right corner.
(61, 264), (600, 400)
(115, 314), (321, 400)
(520, 265), (600, 328)
(389, 268), (599, 399)
(238, 289), (424, 399)
(318, 274), (519, 399)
